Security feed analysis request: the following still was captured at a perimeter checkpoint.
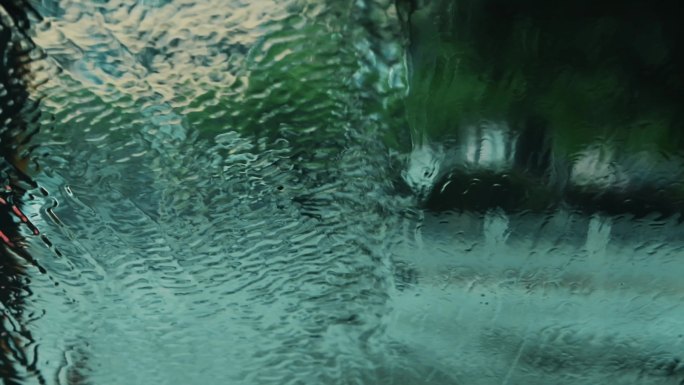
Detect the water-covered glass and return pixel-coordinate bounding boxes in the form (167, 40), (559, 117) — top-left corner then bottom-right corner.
(1, 0), (683, 384)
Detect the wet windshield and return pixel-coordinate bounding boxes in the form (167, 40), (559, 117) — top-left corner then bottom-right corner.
(1, 1), (683, 384)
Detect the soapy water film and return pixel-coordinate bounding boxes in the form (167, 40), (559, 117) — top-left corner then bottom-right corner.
(1, 0), (684, 384)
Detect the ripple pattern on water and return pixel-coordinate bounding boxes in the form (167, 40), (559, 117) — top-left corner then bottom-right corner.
(2, 1), (684, 385)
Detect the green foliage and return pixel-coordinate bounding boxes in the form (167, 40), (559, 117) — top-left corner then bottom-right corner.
(404, 0), (684, 157)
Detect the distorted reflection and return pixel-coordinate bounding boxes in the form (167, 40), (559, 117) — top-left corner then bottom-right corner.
(1, 0), (683, 384)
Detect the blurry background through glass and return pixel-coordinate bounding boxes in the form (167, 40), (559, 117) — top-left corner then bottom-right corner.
(1, 0), (683, 384)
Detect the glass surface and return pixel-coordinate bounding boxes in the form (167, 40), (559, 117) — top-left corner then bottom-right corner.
(1, 0), (683, 384)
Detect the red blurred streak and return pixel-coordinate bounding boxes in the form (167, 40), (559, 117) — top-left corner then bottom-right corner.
(11, 205), (29, 222)
(0, 230), (14, 247)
